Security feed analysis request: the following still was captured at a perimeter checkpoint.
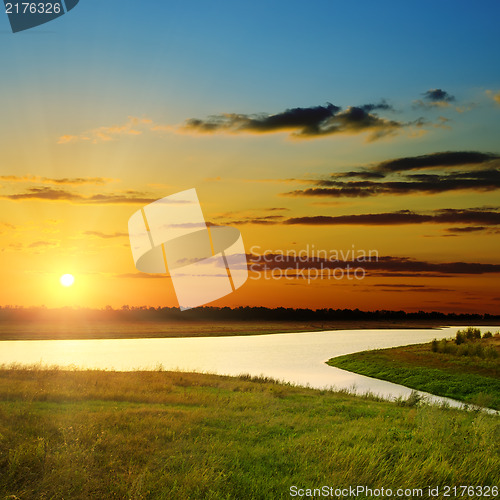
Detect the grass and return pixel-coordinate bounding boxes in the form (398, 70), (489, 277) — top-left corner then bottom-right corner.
(328, 334), (500, 410)
(0, 366), (499, 499)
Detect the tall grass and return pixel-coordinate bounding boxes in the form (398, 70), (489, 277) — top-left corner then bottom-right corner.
(0, 366), (498, 499)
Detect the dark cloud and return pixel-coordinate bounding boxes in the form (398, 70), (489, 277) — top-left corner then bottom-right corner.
(210, 215), (284, 225)
(248, 253), (500, 276)
(182, 102), (411, 140)
(283, 208), (500, 226)
(375, 151), (498, 173)
(221, 207), (500, 228)
(284, 174), (500, 198)
(446, 226), (499, 235)
(284, 151), (500, 198)
(0, 187), (156, 205)
(423, 89), (456, 103)
(332, 170), (386, 180)
(413, 89), (457, 109)
(359, 101), (394, 112)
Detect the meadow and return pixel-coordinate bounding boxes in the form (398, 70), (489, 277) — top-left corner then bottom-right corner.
(0, 366), (499, 499)
(328, 330), (500, 410)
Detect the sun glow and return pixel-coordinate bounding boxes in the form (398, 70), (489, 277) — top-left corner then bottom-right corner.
(60, 274), (75, 287)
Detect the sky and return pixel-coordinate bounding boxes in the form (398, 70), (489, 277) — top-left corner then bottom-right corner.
(0, 0), (499, 313)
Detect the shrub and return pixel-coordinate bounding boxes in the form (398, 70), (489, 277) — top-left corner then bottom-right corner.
(455, 331), (466, 345)
(482, 331), (493, 339)
(484, 346), (499, 359)
(464, 327), (481, 340)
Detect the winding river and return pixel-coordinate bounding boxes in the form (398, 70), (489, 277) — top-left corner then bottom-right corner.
(0, 326), (497, 408)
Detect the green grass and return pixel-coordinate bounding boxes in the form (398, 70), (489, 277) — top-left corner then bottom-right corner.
(327, 337), (500, 410)
(0, 367), (499, 499)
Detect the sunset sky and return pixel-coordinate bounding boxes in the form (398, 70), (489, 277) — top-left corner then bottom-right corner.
(0, 0), (499, 313)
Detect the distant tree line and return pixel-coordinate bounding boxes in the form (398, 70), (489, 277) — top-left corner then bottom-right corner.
(0, 305), (498, 323)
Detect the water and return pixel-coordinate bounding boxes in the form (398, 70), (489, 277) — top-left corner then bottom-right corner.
(0, 326), (497, 408)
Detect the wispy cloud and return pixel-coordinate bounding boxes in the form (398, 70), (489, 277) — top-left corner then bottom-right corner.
(83, 231), (128, 239)
(28, 240), (60, 249)
(58, 117), (153, 144)
(0, 175), (115, 185)
(0, 187), (156, 205)
(486, 89), (500, 105)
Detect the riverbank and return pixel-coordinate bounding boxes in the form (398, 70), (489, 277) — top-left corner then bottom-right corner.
(328, 334), (500, 410)
(1, 319), (498, 341)
(0, 367), (499, 499)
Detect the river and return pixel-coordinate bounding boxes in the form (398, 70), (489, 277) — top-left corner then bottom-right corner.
(2, 325), (497, 408)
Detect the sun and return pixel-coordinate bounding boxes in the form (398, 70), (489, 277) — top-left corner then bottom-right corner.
(60, 274), (75, 287)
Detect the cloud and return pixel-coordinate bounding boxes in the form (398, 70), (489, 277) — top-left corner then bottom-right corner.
(3, 187), (82, 202)
(221, 207), (500, 228)
(446, 226), (499, 235)
(116, 273), (169, 279)
(284, 151), (500, 198)
(181, 102), (418, 141)
(0, 175), (115, 185)
(248, 253), (500, 276)
(486, 90), (500, 105)
(374, 151), (498, 173)
(212, 215), (285, 225)
(414, 88), (456, 109)
(0, 222), (16, 231)
(57, 117), (153, 144)
(284, 174), (500, 198)
(83, 231), (128, 239)
(283, 208), (500, 226)
(424, 89), (455, 102)
(372, 284), (453, 293)
(0, 187), (157, 205)
(28, 240), (59, 249)
(85, 193), (157, 205)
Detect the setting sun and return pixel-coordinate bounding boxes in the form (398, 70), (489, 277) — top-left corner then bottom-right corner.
(60, 274), (75, 287)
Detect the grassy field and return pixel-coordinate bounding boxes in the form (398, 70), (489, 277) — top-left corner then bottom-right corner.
(0, 367), (499, 499)
(328, 334), (500, 410)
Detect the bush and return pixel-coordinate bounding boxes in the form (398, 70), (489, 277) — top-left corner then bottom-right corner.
(433, 328), (498, 359)
(455, 331), (466, 345)
(485, 346), (499, 359)
(464, 327), (481, 340)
